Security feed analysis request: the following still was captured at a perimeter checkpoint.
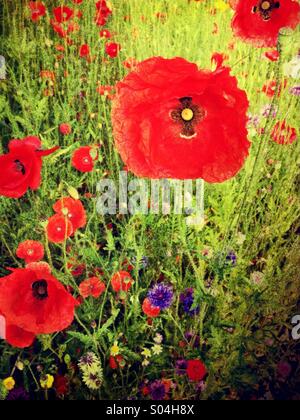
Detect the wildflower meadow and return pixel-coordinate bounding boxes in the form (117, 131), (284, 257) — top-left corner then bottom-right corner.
(0, 0), (300, 402)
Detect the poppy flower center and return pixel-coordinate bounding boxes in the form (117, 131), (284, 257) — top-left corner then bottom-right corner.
(14, 160), (26, 175)
(171, 97), (205, 139)
(181, 108), (194, 122)
(32, 280), (48, 300)
(253, 1), (280, 20)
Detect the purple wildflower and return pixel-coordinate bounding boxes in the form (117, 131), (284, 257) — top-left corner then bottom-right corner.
(185, 332), (200, 348)
(261, 104), (278, 118)
(6, 387), (30, 400)
(196, 381), (207, 393)
(180, 288), (200, 316)
(149, 380), (166, 400)
(289, 86), (300, 97)
(148, 283), (174, 310)
(226, 251), (237, 266)
(247, 113), (260, 128)
(176, 359), (188, 375)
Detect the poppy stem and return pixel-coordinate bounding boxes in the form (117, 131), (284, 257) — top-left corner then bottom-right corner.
(1, 235), (21, 266)
(27, 364), (40, 391)
(44, 234), (54, 269)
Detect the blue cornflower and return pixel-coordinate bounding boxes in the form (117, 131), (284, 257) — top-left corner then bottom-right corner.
(150, 380), (166, 401)
(180, 288), (200, 316)
(148, 283), (174, 310)
(226, 251), (237, 266)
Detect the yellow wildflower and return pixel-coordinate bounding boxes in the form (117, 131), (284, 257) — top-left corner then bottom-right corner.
(141, 348), (151, 359)
(111, 341), (120, 357)
(3, 377), (15, 391)
(152, 344), (163, 356)
(40, 374), (54, 389)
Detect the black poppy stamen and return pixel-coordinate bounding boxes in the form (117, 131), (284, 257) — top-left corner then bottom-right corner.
(171, 97), (205, 139)
(14, 160), (26, 175)
(252, 1), (280, 20)
(32, 280), (48, 300)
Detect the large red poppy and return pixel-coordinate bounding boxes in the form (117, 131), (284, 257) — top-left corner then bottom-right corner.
(0, 267), (78, 347)
(0, 136), (58, 198)
(5, 323), (36, 348)
(231, 0), (300, 48)
(112, 56), (250, 182)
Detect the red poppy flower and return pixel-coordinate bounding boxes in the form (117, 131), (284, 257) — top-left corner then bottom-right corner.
(46, 214), (74, 243)
(71, 146), (98, 172)
(105, 42), (121, 58)
(109, 356), (118, 369)
(109, 355), (125, 369)
(271, 120), (297, 144)
(54, 375), (69, 396)
(186, 359), (207, 382)
(96, 0), (112, 16)
(16, 240), (44, 264)
(95, 14), (107, 26)
(142, 386), (150, 396)
(79, 44), (90, 57)
(29, 2), (46, 22)
(112, 56), (250, 182)
(5, 323), (36, 348)
(262, 78), (287, 97)
(265, 49), (280, 61)
(50, 20), (69, 38)
(96, 85), (114, 100)
(40, 70), (56, 80)
(79, 277), (106, 299)
(68, 261), (86, 277)
(53, 6), (74, 23)
(0, 268), (78, 346)
(231, 0), (300, 48)
(95, 0), (111, 26)
(53, 197), (87, 231)
(100, 29), (111, 38)
(142, 298), (161, 318)
(111, 271), (133, 293)
(0, 136), (59, 198)
(59, 123), (72, 135)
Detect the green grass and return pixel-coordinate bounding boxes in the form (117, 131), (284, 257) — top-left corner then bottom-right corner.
(0, 0), (299, 400)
